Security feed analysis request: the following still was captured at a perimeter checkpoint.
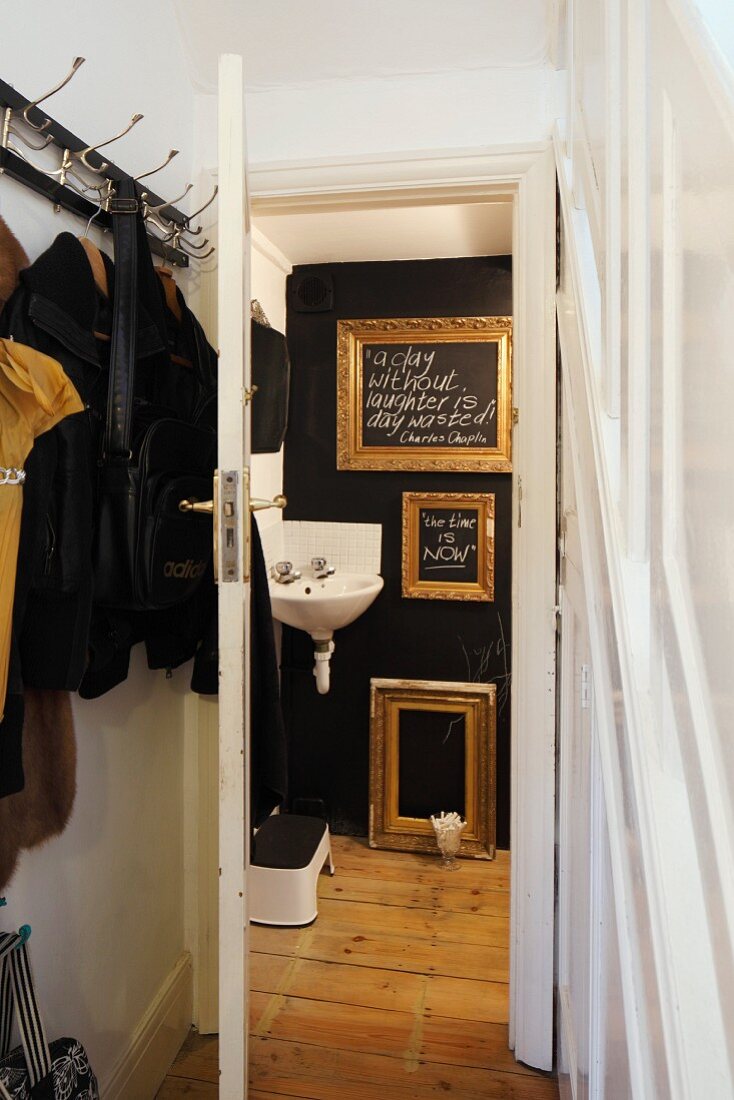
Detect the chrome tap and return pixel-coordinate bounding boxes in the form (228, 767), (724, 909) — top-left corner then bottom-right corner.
(273, 561), (301, 584)
(311, 557), (336, 579)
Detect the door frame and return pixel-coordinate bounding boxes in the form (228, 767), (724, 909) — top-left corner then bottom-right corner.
(247, 142), (558, 1070)
(216, 54), (252, 1098)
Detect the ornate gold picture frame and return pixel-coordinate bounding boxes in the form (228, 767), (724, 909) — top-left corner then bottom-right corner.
(369, 679), (496, 860)
(402, 491), (495, 601)
(336, 316), (512, 472)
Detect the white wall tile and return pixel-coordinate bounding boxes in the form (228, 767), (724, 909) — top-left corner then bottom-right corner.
(281, 520), (382, 575)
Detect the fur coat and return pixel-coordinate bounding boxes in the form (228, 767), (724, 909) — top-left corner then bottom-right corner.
(0, 216), (29, 311)
(0, 690), (77, 890)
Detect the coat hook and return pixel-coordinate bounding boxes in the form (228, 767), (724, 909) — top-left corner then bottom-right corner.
(21, 56), (85, 132)
(178, 234), (210, 251)
(2, 107), (53, 152)
(141, 182), (193, 218)
(181, 220), (205, 237)
(143, 209), (177, 238)
(73, 112), (144, 173)
(178, 242), (216, 261)
(134, 148), (179, 182)
(167, 223), (214, 260)
(185, 184), (218, 229)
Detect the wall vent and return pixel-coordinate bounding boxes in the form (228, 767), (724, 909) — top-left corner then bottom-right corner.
(289, 271), (334, 313)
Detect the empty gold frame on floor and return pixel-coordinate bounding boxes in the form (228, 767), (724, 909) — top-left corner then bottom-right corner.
(369, 679), (496, 860)
(336, 316), (512, 472)
(402, 491), (495, 601)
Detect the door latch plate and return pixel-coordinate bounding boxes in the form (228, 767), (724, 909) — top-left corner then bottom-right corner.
(220, 469), (239, 582)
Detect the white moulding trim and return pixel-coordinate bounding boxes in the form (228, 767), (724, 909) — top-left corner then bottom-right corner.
(248, 143), (549, 205)
(103, 951), (193, 1100)
(252, 224), (292, 275)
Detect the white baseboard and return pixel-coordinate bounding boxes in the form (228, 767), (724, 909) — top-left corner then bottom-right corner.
(102, 951), (193, 1100)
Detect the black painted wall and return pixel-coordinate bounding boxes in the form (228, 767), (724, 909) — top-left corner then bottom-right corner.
(283, 256), (513, 847)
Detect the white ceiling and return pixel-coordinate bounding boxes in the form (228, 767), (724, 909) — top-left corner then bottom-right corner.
(254, 200), (513, 265)
(173, 0), (550, 92)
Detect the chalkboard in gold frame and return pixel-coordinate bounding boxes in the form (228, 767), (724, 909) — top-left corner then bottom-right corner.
(402, 491), (495, 602)
(369, 678), (496, 860)
(336, 316), (512, 473)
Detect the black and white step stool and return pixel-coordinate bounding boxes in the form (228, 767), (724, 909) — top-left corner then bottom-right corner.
(250, 814), (335, 927)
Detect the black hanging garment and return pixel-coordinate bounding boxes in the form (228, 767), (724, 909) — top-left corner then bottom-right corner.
(92, 178), (215, 613)
(190, 519), (288, 826)
(250, 520), (288, 825)
(77, 180), (218, 698)
(251, 318), (290, 454)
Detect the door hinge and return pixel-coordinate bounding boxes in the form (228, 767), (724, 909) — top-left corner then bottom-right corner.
(512, 406), (519, 426)
(580, 663), (592, 709)
(517, 476), (523, 528)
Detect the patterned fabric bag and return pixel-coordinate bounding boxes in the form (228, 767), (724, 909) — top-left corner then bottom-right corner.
(0, 932), (98, 1099)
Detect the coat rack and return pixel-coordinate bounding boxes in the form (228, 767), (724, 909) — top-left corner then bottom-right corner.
(0, 58), (218, 267)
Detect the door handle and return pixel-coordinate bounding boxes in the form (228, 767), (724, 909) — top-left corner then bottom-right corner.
(249, 493), (287, 513)
(179, 499), (214, 514)
(180, 477), (286, 585)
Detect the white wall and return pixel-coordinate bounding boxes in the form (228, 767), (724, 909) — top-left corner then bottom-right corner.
(1, 1), (198, 1091)
(190, 63), (564, 180)
(245, 66), (563, 164)
(556, 0), (734, 1095)
(3, 654), (189, 1083)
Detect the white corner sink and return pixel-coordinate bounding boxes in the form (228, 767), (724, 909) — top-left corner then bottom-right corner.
(268, 572), (384, 641)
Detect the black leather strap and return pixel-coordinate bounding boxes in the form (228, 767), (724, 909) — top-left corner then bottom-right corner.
(105, 176), (139, 462)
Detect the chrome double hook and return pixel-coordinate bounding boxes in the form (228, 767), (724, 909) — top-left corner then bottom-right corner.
(72, 112), (143, 174)
(135, 148), (179, 182)
(2, 57), (86, 166)
(168, 223), (215, 261)
(20, 56), (85, 132)
(183, 184), (218, 235)
(141, 181), (193, 219)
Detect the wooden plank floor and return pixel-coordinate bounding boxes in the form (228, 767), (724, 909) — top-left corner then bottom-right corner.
(158, 836), (557, 1099)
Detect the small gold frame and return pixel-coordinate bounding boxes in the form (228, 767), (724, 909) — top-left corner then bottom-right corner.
(402, 491), (495, 602)
(336, 316), (512, 472)
(369, 679), (496, 860)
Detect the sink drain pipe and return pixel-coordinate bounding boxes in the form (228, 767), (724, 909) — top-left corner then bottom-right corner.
(313, 639), (335, 694)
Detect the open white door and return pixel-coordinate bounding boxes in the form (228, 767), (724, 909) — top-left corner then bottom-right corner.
(217, 53), (251, 1099)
